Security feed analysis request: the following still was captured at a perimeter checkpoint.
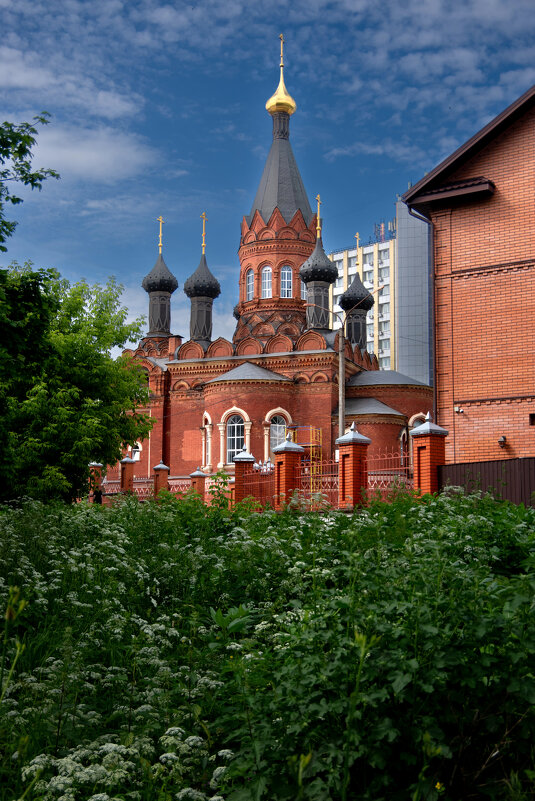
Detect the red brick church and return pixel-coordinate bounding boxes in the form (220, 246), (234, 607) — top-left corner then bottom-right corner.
(119, 49), (431, 481)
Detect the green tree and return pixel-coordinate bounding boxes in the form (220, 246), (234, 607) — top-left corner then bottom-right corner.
(0, 113), (59, 251)
(0, 264), (153, 502)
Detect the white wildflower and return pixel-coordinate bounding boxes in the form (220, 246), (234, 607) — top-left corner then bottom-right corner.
(184, 736), (204, 748)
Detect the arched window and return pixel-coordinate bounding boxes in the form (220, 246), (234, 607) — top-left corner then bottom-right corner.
(261, 266), (272, 298)
(130, 442), (142, 462)
(246, 269), (254, 301)
(410, 414), (426, 431)
(226, 414), (244, 463)
(280, 266), (292, 298)
(270, 415), (287, 452)
(301, 279), (307, 300)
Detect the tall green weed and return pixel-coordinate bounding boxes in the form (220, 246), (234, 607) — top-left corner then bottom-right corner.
(0, 490), (534, 800)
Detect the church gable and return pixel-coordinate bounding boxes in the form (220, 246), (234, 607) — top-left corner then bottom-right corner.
(178, 341), (205, 360)
(266, 207), (289, 233)
(296, 331), (326, 351)
(206, 338), (233, 358)
(236, 337), (263, 355)
(249, 209), (267, 234)
(251, 322), (276, 338)
(265, 334), (293, 353)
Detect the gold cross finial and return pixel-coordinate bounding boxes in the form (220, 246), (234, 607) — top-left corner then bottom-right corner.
(157, 216), (164, 254)
(355, 231), (360, 249)
(279, 33), (284, 67)
(200, 211), (207, 255)
(316, 194), (322, 238)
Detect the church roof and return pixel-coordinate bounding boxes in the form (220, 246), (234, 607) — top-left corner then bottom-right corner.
(207, 362), (291, 383)
(183, 253), (221, 299)
(348, 369), (427, 387)
(342, 397), (404, 416)
(247, 119), (313, 226)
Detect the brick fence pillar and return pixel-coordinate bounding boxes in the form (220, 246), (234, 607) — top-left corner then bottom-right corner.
(272, 434), (305, 510)
(120, 456), (135, 493)
(233, 447), (255, 504)
(88, 462), (104, 503)
(190, 467), (207, 500)
(336, 423), (371, 509)
(153, 460), (170, 497)
(410, 412), (449, 495)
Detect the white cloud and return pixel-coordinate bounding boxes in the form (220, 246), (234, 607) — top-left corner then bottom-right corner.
(34, 125), (158, 183)
(0, 44), (142, 121)
(324, 138), (429, 167)
(0, 46), (56, 89)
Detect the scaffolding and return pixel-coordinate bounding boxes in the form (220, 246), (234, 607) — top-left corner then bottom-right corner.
(286, 425), (324, 495)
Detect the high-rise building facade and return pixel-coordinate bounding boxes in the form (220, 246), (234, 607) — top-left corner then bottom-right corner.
(329, 235), (396, 370)
(394, 200), (433, 386)
(329, 202), (432, 383)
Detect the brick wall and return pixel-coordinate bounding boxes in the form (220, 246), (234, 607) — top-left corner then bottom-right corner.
(430, 104), (535, 463)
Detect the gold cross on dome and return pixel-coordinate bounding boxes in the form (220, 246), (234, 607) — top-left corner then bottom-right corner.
(157, 216), (164, 254)
(316, 194), (322, 238)
(355, 231), (360, 249)
(200, 211), (207, 255)
(279, 33), (284, 67)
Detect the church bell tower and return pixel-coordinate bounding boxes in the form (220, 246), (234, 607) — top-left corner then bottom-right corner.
(233, 35), (317, 347)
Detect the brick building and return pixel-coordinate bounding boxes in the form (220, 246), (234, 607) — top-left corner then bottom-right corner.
(119, 54), (431, 481)
(404, 84), (535, 464)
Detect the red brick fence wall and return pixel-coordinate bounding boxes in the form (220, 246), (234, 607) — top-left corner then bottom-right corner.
(89, 414), (449, 510)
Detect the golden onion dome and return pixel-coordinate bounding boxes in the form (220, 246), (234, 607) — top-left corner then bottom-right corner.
(265, 34), (297, 116)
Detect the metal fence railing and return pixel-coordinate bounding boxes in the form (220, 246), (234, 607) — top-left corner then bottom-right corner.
(242, 464), (276, 507)
(367, 449), (413, 499)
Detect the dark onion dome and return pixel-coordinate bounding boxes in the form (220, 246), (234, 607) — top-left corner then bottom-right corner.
(338, 272), (374, 312)
(183, 254), (221, 299)
(142, 253), (178, 294)
(299, 237), (338, 284)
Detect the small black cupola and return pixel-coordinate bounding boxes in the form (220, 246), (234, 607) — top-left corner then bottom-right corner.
(142, 216), (178, 336)
(299, 195), (338, 331)
(338, 272), (374, 351)
(183, 212), (221, 349)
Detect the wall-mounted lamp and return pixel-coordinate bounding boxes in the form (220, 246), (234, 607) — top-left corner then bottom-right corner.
(454, 406), (464, 414)
(498, 436), (507, 448)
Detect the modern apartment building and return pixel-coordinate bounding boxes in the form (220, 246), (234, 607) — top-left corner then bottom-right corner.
(329, 231), (397, 370)
(329, 201), (432, 383)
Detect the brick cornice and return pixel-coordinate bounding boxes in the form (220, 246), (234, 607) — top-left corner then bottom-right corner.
(454, 394), (535, 405)
(443, 257), (535, 279)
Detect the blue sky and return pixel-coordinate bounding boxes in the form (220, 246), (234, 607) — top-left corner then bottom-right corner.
(1, 0), (534, 342)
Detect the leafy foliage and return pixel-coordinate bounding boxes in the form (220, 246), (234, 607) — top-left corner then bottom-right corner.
(0, 264), (152, 502)
(0, 490), (534, 800)
(0, 114), (59, 251)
